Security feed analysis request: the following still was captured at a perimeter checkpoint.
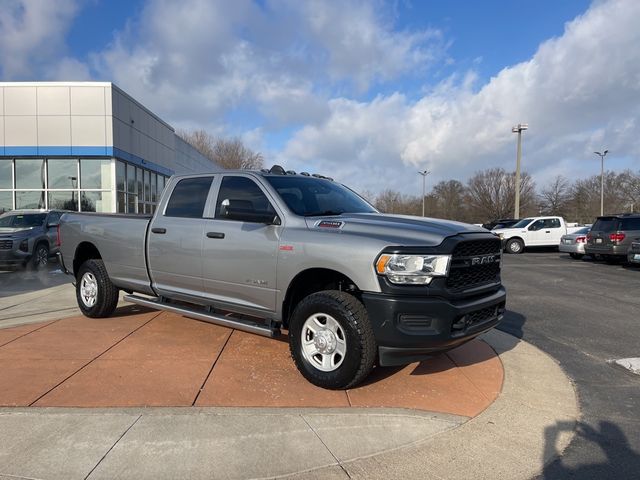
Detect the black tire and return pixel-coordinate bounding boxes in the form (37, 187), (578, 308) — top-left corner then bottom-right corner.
(569, 253), (584, 260)
(76, 259), (119, 318)
(32, 242), (49, 269)
(289, 290), (376, 390)
(506, 238), (524, 254)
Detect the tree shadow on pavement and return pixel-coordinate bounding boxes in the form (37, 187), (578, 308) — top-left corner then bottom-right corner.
(540, 420), (640, 479)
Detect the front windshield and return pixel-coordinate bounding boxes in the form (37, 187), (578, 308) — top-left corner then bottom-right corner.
(265, 176), (377, 216)
(0, 213), (46, 228)
(510, 218), (533, 229)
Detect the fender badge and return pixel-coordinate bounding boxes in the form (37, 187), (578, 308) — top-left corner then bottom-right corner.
(317, 220), (344, 229)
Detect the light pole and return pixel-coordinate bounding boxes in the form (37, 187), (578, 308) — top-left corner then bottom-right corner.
(594, 150), (608, 216)
(512, 123), (528, 219)
(419, 170), (430, 217)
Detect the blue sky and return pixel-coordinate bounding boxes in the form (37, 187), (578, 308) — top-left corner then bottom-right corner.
(1, 0), (638, 194)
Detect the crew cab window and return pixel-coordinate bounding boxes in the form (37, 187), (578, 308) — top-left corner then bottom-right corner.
(529, 220), (545, 231)
(215, 176), (275, 220)
(544, 218), (561, 228)
(164, 177), (213, 218)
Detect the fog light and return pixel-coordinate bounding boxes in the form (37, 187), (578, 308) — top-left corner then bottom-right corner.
(19, 240), (29, 252)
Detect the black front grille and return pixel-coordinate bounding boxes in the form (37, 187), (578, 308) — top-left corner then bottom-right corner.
(0, 240), (12, 250)
(446, 238), (502, 291)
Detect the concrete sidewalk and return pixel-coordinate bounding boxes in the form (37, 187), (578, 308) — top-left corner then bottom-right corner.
(0, 328), (579, 480)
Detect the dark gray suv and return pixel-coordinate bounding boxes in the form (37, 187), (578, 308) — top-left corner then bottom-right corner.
(0, 210), (64, 269)
(585, 214), (640, 261)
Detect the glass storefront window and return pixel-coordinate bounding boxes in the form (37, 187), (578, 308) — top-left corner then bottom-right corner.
(117, 191), (126, 213)
(136, 167), (143, 199)
(81, 159), (112, 190)
(0, 160), (12, 189)
(48, 191), (78, 211)
(127, 193), (137, 214)
(16, 191), (45, 209)
(144, 170), (150, 202)
(81, 191), (113, 213)
(127, 164), (136, 194)
(116, 161), (126, 192)
(0, 192), (12, 214)
(151, 173), (157, 203)
(15, 159), (45, 189)
(48, 159), (78, 189)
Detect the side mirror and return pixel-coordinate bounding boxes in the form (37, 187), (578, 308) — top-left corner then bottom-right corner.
(528, 224), (538, 231)
(222, 202), (279, 225)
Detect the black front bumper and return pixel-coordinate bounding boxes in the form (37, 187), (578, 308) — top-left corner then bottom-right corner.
(362, 286), (506, 366)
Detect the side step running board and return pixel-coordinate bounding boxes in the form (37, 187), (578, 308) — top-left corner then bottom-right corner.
(124, 294), (280, 338)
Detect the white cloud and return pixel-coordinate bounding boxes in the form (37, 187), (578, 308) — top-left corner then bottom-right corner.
(0, 0), (80, 79)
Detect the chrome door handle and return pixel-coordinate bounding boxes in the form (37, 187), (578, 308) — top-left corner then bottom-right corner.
(206, 232), (225, 239)
(151, 227), (166, 234)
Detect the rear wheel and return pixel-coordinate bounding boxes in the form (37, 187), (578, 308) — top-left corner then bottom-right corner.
(76, 259), (119, 318)
(506, 238), (524, 254)
(289, 290), (376, 389)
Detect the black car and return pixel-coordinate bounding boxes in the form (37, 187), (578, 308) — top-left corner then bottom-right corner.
(482, 218), (519, 230)
(0, 210), (64, 269)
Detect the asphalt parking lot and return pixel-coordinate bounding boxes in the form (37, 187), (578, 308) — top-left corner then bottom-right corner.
(499, 250), (640, 479)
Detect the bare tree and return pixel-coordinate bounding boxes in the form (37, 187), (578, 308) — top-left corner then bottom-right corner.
(430, 180), (468, 221)
(374, 189), (421, 215)
(179, 129), (263, 170)
(465, 168), (536, 222)
(540, 175), (570, 216)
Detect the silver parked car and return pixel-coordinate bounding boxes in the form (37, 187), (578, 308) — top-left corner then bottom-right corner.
(628, 240), (640, 264)
(559, 226), (590, 259)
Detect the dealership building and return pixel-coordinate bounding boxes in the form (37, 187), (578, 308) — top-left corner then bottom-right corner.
(0, 82), (213, 214)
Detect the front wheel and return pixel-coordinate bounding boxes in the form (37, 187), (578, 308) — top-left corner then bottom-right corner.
(32, 243), (49, 269)
(289, 290), (376, 389)
(505, 238), (524, 254)
(76, 259), (120, 318)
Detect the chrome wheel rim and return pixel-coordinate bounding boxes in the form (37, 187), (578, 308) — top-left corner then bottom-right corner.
(300, 313), (347, 372)
(510, 242), (521, 253)
(80, 272), (98, 308)
(36, 247), (48, 266)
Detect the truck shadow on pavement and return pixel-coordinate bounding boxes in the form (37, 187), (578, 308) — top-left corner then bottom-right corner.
(541, 420), (640, 479)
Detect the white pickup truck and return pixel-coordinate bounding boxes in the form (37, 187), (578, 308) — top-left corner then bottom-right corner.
(493, 216), (583, 254)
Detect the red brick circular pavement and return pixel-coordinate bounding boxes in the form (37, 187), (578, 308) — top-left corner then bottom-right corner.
(0, 306), (503, 417)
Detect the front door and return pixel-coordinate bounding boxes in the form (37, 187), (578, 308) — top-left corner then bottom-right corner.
(202, 175), (281, 313)
(147, 176), (215, 299)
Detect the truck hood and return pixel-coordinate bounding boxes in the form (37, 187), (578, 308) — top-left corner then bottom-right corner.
(492, 227), (525, 236)
(306, 213), (488, 246)
(0, 227), (35, 237)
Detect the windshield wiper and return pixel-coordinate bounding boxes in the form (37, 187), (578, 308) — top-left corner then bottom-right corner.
(304, 210), (344, 217)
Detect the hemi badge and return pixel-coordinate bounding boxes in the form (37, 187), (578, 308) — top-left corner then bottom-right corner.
(318, 220), (343, 229)
(280, 245), (294, 251)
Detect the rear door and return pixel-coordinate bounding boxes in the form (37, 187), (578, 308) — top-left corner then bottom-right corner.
(147, 176), (215, 299)
(201, 175), (282, 313)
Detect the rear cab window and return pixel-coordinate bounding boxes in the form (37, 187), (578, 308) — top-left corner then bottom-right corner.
(164, 177), (214, 218)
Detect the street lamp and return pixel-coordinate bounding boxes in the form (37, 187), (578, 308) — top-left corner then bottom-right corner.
(512, 123), (528, 219)
(593, 150), (609, 216)
(419, 170), (430, 217)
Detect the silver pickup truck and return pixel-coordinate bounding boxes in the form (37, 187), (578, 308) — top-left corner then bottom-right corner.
(59, 166), (506, 389)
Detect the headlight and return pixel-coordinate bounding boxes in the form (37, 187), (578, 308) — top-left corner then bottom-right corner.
(497, 233), (504, 239)
(375, 254), (451, 285)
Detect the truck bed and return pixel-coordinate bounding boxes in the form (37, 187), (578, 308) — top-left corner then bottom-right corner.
(59, 212), (154, 295)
